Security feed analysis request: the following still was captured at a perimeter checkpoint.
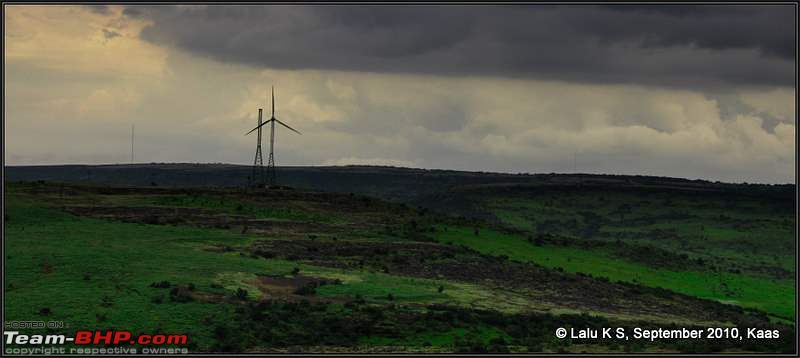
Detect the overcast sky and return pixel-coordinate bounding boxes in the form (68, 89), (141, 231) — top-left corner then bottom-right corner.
(4, 5), (796, 183)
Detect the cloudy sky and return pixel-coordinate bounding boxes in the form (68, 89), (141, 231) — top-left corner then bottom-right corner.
(4, 5), (796, 183)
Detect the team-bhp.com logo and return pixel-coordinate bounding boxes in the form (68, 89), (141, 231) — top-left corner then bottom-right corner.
(5, 330), (187, 345)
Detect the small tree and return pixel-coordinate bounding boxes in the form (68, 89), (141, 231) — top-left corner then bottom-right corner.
(235, 288), (248, 301)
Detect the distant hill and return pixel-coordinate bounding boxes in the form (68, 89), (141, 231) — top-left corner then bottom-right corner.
(4, 163), (794, 204)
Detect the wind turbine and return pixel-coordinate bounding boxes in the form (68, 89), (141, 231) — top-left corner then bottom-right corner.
(246, 86), (301, 187)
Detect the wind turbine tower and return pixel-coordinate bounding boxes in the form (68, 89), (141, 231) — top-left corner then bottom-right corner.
(246, 86), (301, 188)
(266, 89), (276, 186)
(250, 108), (265, 187)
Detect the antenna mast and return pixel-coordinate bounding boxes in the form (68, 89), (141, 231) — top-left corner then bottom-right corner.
(131, 124), (134, 164)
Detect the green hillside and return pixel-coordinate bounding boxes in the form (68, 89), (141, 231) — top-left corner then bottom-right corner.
(3, 181), (795, 353)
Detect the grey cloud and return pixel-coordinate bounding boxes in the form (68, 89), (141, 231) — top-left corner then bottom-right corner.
(708, 92), (792, 133)
(85, 5), (111, 15)
(102, 29), (121, 40)
(596, 5), (794, 58)
(123, 5), (795, 88)
(121, 7), (142, 17)
(7, 5), (794, 185)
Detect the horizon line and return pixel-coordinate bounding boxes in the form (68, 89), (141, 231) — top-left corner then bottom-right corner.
(3, 162), (795, 186)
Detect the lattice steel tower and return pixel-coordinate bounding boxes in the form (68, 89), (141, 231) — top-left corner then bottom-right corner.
(250, 108), (265, 188)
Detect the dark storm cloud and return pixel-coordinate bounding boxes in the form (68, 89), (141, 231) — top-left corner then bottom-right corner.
(124, 5), (795, 87)
(85, 4), (111, 15)
(571, 5), (795, 59)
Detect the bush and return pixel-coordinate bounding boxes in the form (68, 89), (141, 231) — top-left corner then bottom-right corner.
(95, 313), (107, 322)
(150, 281), (171, 288)
(294, 283), (317, 296)
(234, 288), (249, 301)
(170, 287), (194, 303)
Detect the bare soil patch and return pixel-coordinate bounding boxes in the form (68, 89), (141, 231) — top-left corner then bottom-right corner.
(249, 238), (755, 324)
(248, 274), (341, 303)
(64, 205), (338, 236)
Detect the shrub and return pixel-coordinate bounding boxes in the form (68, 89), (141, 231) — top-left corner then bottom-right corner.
(100, 295), (113, 307)
(294, 283), (317, 296)
(234, 288), (249, 301)
(150, 281), (171, 288)
(170, 287), (194, 303)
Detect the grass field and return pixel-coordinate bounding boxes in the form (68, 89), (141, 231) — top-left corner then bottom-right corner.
(4, 195), (526, 350)
(485, 191), (795, 275)
(430, 226), (795, 319)
(3, 181), (796, 353)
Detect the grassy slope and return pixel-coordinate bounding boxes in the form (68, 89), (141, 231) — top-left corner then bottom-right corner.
(3, 191), (543, 350)
(469, 189), (795, 320)
(5, 182), (795, 352)
(488, 192), (795, 272)
(5, 197), (283, 349)
(431, 225), (795, 319)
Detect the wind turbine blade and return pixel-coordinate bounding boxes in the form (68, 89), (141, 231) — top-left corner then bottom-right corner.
(274, 118), (301, 135)
(245, 118), (274, 135)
